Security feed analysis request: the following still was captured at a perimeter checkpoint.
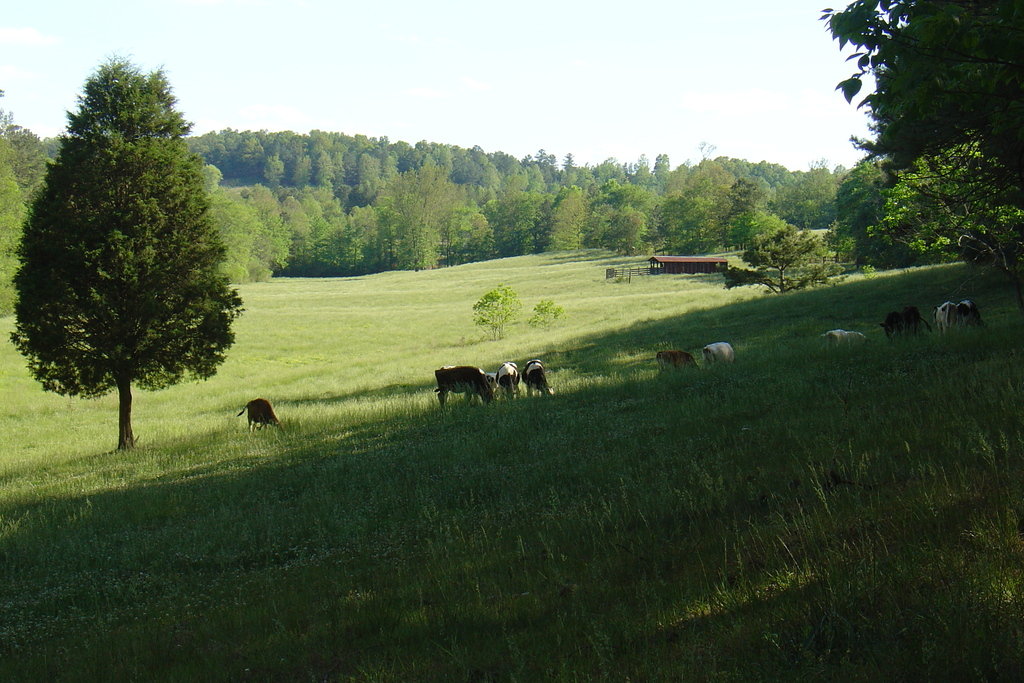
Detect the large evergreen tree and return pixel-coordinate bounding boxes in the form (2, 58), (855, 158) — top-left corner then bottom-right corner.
(11, 58), (243, 450)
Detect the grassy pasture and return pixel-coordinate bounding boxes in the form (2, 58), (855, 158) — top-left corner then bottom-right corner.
(2, 251), (1024, 680)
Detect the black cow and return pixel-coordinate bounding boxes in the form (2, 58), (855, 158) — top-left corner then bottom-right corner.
(434, 366), (494, 406)
(881, 305), (931, 339)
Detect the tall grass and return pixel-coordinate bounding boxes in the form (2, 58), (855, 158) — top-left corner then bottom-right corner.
(2, 252), (1023, 680)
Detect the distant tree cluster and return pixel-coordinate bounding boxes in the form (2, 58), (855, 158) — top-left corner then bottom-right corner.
(1, 96), (872, 299)
(0, 92), (49, 315)
(184, 129), (850, 280)
(472, 285), (564, 338)
(725, 223), (840, 294)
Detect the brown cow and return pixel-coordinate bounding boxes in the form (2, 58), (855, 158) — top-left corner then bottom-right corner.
(237, 398), (281, 431)
(434, 366), (494, 406)
(656, 350), (696, 369)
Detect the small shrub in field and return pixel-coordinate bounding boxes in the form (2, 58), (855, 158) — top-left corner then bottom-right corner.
(529, 299), (565, 327)
(473, 284), (522, 339)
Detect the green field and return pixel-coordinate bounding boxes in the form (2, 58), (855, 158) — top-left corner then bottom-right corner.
(2, 251), (1023, 680)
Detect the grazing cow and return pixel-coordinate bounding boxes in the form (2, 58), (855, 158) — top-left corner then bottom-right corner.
(880, 310), (903, 338)
(935, 299), (984, 332)
(237, 398), (281, 431)
(702, 342), (735, 364)
(934, 301), (959, 333)
(495, 361), (520, 398)
(880, 305), (931, 338)
(434, 365), (494, 406)
(957, 299), (983, 327)
(522, 359), (554, 395)
(821, 329), (867, 345)
(656, 350), (696, 369)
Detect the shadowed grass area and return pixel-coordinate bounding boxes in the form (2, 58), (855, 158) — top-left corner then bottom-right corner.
(2, 253), (1023, 680)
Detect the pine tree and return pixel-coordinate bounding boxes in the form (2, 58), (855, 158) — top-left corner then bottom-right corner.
(11, 58), (243, 450)
(723, 223), (839, 294)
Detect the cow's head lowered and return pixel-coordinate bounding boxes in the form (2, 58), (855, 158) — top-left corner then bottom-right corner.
(495, 361), (520, 398)
(434, 366), (495, 406)
(522, 359), (554, 395)
(237, 398), (281, 431)
(656, 350), (696, 369)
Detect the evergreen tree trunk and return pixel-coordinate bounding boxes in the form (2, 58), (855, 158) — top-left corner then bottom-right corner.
(117, 376), (135, 450)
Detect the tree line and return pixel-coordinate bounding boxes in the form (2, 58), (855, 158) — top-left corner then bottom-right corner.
(0, 79), (967, 317)
(0, 98), (48, 316)
(184, 128), (853, 280)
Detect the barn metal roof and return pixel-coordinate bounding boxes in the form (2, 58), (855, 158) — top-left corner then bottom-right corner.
(649, 256), (728, 263)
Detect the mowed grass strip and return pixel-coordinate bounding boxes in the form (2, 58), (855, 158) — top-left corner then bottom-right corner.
(2, 253), (1023, 680)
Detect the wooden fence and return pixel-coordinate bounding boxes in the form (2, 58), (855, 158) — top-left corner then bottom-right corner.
(605, 266), (652, 280)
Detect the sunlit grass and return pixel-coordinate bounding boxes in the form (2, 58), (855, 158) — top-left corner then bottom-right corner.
(2, 253), (1024, 680)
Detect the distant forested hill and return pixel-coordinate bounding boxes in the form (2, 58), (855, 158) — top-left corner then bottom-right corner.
(187, 129), (801, 205)
(0, 116), (895, 303)
(185, 129), (858, 281)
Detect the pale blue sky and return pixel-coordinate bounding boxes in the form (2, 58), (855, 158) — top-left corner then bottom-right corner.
(2, 0), (872, 171)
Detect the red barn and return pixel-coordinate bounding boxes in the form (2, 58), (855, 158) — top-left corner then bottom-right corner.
(648, 256), (728, 275)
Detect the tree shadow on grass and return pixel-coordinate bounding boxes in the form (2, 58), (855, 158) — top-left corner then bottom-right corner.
(533, 249), (618, 265)
(1, 262), (1020, 677)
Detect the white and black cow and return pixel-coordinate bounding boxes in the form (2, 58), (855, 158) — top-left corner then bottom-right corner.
(957, 299), (983, 327)
(522, 359), (554, 395)
(434, 366), (495, 406)
(702, 342), (735, 364)
(495, 361), (520, 398)
(934, 299), (983, 333)
(934, 301), (958, 333)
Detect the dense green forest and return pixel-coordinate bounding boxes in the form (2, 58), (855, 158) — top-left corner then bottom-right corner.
(185, 129), (851, 279)
(0, 98), (932, 312)
(0, 103), (48, 315)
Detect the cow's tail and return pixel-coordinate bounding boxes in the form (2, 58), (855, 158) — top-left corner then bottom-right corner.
(236, 407), (246, 417)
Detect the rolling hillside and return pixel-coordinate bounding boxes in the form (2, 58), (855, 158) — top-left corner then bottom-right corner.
(1, 252), (1022, 680)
